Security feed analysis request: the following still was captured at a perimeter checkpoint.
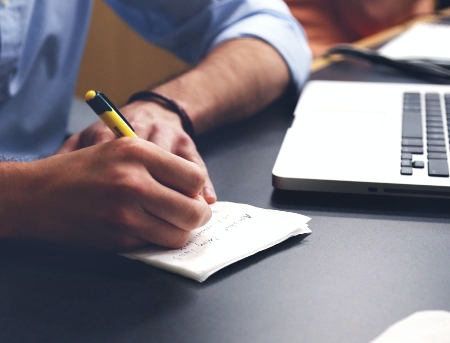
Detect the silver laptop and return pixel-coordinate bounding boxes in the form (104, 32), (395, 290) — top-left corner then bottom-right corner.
(272, 80), (450, 198)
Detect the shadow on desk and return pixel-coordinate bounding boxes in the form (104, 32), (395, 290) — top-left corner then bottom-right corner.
(0, 226), (309, 285)
(0, 240), (197, 341)
(271, 189), (450, 220)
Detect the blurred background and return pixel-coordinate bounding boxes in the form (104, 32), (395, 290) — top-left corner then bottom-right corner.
(75, 0), (189, 107)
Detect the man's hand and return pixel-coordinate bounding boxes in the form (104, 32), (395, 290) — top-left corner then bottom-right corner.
(59, 100), (217, 204)
(60, 37), (291, 208)
(1, 138), (211, 251)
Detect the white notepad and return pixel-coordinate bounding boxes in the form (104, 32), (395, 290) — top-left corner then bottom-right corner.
(370, 311), (450, 343)
(379, 22), (450, 63)
(122, 202), (311, 282)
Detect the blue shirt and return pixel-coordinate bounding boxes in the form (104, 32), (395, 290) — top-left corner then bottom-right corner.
(0, 0), (311, 158)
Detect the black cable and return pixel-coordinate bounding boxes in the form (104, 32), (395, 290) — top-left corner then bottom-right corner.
(324, 45), (450, 82)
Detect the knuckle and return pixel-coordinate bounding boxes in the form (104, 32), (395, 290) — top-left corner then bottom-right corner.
(109, 138), (151, 166)
(116, 169), (137, 188)
(108, 167), (139, 195)
(184, 201), (210, 231)
(177, 134), (191, 146)
(149, 122), (166, 135)
(164, 230), (190, 249)
(108, 206), (135, 231)
(187, 162), (206, 190)
(132, 121), (159, 139)
(130, 121), (146, 133)
(112, 136), (141, 154)
(87, 128), (113, 144)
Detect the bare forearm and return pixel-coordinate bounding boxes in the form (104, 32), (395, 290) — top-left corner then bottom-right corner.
(61, 38), (292, 203)
(0, 161), (34, 239)
(1, 140), (211, 250)
(151, 38), (291, 134)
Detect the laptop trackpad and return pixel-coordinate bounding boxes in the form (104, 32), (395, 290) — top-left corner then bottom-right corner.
(293, 109), (391, 177)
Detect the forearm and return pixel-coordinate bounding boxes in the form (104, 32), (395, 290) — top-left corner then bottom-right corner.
(150, 38), (291, 134)
(1, 140), (211, 250)
(0, 161), (34, 239)
(63, 39), (298, 203)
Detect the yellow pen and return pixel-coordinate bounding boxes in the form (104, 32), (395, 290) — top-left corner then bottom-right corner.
(85, 90), (138, 138)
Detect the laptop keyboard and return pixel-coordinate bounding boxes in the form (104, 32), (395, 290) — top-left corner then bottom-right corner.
(401, 92), (450, 177)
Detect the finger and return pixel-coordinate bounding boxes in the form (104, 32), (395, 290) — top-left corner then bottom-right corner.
(186, 154), (216, 204)
(146, 125), (174, 152)
(120, 162), (211, 232)
(140, 186), (212, 234)
(175, 142), (217, 204)
(77, 122), (117, 149)
(121, 206), (197, 249)
(137, 141), (206, 197)
(100, 140), (211, 230)
(80, 127), (116, 148)
(57, 134), (81, 154)
(105, 176), (211, 249)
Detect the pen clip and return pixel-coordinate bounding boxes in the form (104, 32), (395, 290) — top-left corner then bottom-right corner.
(97, 92), (135, 132)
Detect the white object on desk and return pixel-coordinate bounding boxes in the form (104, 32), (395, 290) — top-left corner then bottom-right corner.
(122, 201), (311, 282)
(378, 22), (450, 64)
(370, 310), (450, 343)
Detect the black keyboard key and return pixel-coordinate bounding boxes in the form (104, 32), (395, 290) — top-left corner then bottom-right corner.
(412, 160), (425, 168)
(402, 138), (423, 147)
(427, 121), (443, 127)
(402, 146), (423, 154)
(427, 127), (444, 134)
(427, 133), (445, 140)
(428, 152), (447, 159)
(426, 115), (442, 121)
(427, 139), (446, 147)
(401, 167), (413, 175)
(426, 107), (441, 112)
(401, 159), (412, 167)
(404, 104), (421, 110)
(404, 110), (422, 117)
(426, 121), (443, 128)
(428, 146), (447, 153)
(428, 159), (449, 177)
(402, 117), (423, 139)
(401, 153), (412, 160)
(426, 111), (442, 117)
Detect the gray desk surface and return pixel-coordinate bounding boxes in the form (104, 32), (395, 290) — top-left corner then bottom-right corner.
(1, 61), (450, 343)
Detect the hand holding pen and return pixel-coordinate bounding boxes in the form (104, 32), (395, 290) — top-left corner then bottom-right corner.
(58, 90), (216, 204)
(19, 90), (210, 251)
(85, 90), (138, 138)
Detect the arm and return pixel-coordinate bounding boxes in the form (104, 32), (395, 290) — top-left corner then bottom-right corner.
(59, 0), (311, 203)
(145, 38), (291, 134)
(1, 139), (211, 251)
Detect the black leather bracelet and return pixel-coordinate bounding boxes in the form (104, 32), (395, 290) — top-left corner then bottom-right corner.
(127, 91), (195, 139)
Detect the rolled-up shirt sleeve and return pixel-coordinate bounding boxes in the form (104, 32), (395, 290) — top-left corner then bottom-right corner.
(105, 0), (311, 95)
